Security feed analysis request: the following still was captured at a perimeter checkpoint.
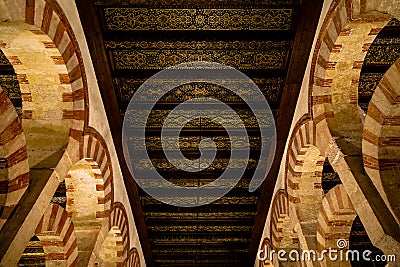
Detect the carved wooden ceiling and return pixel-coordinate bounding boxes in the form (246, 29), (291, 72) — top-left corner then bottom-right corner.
(358, 18), (400, 112)
(0, 50), (21, 118)
(76, 0), (323, 266)
(97, 1), (298, 116)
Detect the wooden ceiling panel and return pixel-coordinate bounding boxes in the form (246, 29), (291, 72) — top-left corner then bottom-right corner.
(358, 18), (400, 112)
(76, 0), (323, 265)
(96, 0), (300, 7)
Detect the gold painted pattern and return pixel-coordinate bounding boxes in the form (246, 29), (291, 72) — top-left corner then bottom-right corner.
(364, 45), (400, 66)
(98, 0), (298, 7)
(128, 136), (263, 151)
(135, 158), (258, 171)
(125, 109), (274, 128)
(105, 40), (291, 50)
(144, 212), (256, 220)
(0, 52), (11, 66)
(0, 75), (20, 99)
(111, 49), (287, 70)
(115, 78), (282, 104)
(359, 18), (400, 111)
(143, 195), (258, 205)
(136, 179), (253, 188)
(0, 75), (22, 117)
(358, 73), (384, 97)
(148, 225), (252, 232)
(151, 236), (249, 244)
(103, 8), (293, 31)
(153, 248), (248, 254)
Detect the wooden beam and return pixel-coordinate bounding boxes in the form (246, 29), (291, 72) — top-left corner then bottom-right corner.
(103, 30), (295, 42)
(74, 1), (154, 266)
(246, 0), (324, 265)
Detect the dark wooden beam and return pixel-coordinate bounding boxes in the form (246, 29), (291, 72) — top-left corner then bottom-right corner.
(246, 0), (324, 265)
(103, 30), (295, 42)
(142, 204), (257, 213)
(113, 68), (287, 78)
(74, 1), (154, 266)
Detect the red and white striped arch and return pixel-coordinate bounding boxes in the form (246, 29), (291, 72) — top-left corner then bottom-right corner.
(26, 0), (88, 135)
(109, 202), (131, 264)
(1, 0), (88, 161)
(269, 189), (289, 250)
(126, 248), (141, 267)
(0, 86), (29, 230)
(362, 58), (400, 221)
(316, 184), (356, 259)
(268, 190), (299, 266)
(309, 0), (394, 124)
(308, 0), (400, 253)
(79, 128), (114, 218)
(284, 117), (324, 255)
(35, 203), (78, 267)
(90, 204), (131, 267)
(65, 158), (107, 220)
(0, 0), (89, 230)
(285, 117), (323, 206)
(62, 128), (114, 265)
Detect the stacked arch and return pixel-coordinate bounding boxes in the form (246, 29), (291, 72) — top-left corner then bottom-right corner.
(0, 0), (89, 264)
(269, 190), (299, 266)
(270, 190), (290, 251)
(35, 203), (78, 266)
(0, 49), (27, 230)
(309, 0), (393, 156)
(96, 203), (130, 266)
(285, 118), (324, 254)
(362, 58), (400, 221)
(64, 130), (114, 265)
(126, 248), (141, 267)
(80, 129), (114, 219)
(0, 85), (28, 230)
(64, 158), (107, 265)
(316, 184), (356, 266)
(309, 0), (400, 256)
(109, 203), (130, 262)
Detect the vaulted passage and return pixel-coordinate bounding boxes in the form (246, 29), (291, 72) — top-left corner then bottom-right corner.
(76, 0), (324, 265)
(87, 1), (303, 266)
